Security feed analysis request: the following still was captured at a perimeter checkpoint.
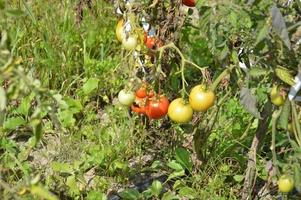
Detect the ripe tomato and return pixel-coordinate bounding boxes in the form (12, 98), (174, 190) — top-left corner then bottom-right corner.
(118, 89), (135, 106)
(131, 105), (146, 114)
(122, 35), (137, 50)
(145, 95), (169, 119)
(270, 85), (285, 106)
(189, 84), (215, 112)
(182, 0), (196, 7)
(116, 19), (125, 42)
(136, 86), (147, 98)
(168, 98), (193, 123)
(145, 36), (156, 49)
(278, 175), (294, 193)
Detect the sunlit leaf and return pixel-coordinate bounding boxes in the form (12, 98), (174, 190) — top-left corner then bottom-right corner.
(278, 99), (290, 130)
(82, 78), (99, 95)
(30, 185), (58, 200)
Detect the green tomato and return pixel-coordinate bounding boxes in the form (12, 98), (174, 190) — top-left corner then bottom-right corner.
(118, 89), (135, 106)
(122, 35), (137, 50)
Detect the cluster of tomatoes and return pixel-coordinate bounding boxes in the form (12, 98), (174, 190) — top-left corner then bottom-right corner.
(115, 0), (196, 51)
(118, 83), (215, 123)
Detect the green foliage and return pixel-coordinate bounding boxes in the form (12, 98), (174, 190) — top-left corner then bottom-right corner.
(0, 0), (301, 199)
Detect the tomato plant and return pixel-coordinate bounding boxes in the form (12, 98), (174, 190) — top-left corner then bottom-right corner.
(189, 84), (215, 112)
(168, 98), (193, 123)
(145, 95), (169, 119)
(278, 175), (294, 193)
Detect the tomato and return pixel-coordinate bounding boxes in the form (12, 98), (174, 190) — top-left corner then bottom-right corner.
(136, 86), (147, 98)
(116, 19), (125, 42)
(145, 36), (156, 49)
(189, 84), (215, 112)
(278, 175), (294, 193)
(118, 89), (135, 106)
(168, 98), (193, 123)
(122, 35), (137, 50)
(270, 85), (285, 106)
(131, 105), (146, 114)
(182, 0), (196, 7)
(145, 95), (169, 119)
(148, 90), (155, 98)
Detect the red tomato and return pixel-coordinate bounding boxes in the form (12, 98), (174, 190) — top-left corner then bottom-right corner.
(145, 37), (156, 49)
(145, 95), (169, 119)
(182, 0), (196, 7)
(148, 90), (155, 98)
(136, 87), (147, 98)
(131, 105), (146, 114)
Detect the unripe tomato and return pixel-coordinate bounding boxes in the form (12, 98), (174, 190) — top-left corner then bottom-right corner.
(182, 0), (196, 7)
(168, 98), (193, 123)
(189, 84), (215, 112)
(145, 95), (169, 119)
(278, 175), (294, 193)
(270, 85), (285, 106)
(122, 35), (137, 50)
(118, 89), (135, 106)
(116, 19), (125, 42)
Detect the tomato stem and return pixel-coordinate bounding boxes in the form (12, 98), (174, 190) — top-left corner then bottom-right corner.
(210, 65), (235, 92)
(271, 109), (282, 175)
(157, 42), (207, 98)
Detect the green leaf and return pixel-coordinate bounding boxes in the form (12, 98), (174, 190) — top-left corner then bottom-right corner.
(119, 189), (141, 200)
(64, 98), (83, 113)
(162, 191), (179, 200)
(240, 87), (261, 119)
(270, 5), (291, 49)
(30, 119), (43, 145)
(294, 163), (301, 193)
(178, 187), (197, 199)
(255, 22), (270, 45)
(233, 175), (244, 182)
(248, 67), (269, 77)
(167, 160), (184, 171)
(16, 93), (34, 116)
(175, 147), (192, 172)
(51, 161), (74, 175)
(278, 99), (290, 130)
(151, 180), (162, 197)
(5, 9), (25, 17)
(167, 170), (185, 181)
(87, 191), (107, 200)
(82, 78), (99, 95)
(3, 117), (26, 130)
(30, 185), (58, 200)
(275, 67), (295, 86)
(66, 175), (80, 196)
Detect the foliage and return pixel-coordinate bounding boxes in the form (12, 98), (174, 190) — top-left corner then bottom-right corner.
(0, 0), (301, 199)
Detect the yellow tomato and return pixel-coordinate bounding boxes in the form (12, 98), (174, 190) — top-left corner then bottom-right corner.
(189, 85), (215, 112)
(270, 85), (285, 106)
(278, 175), (294, 193)
(168, 98), (193, 123)
(116, 19), (125, 42)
